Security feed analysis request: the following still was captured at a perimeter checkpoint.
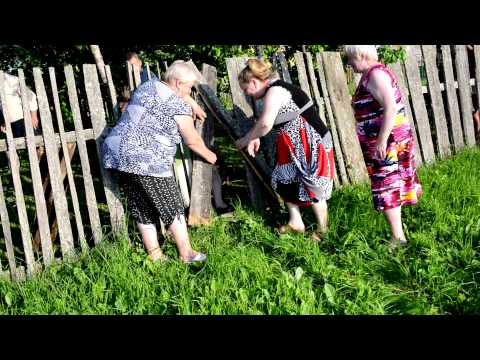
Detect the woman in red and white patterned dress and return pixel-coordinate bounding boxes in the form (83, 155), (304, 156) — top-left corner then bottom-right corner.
(236, 59), (335, 241)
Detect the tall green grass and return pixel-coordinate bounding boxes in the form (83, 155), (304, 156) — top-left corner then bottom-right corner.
(1, 147), (479, 314)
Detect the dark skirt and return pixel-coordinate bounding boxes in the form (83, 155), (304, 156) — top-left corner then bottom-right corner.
(119, 172), (184, 228)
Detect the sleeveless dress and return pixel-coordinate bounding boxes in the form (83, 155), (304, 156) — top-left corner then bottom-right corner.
(351, 64), (422, 211)
(268, 80), (335, 206)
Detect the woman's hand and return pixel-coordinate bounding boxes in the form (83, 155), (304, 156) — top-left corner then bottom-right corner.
(191, 102), (207, 123)
(235, 135), (251, 150)
(204, 150), (217, 165)
(235, 136), (260, 157)
(375, 138), (388, 160)
(246, 138), (261, 157)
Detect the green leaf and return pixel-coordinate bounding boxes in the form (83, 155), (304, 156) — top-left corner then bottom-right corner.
(4, 293), (12, 307)
(324, 283), (336, 305)
(294, 267), (304, 282)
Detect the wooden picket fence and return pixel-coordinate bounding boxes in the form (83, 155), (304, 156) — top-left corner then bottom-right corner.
(1, 45), (478, 282)
(0, 64), (124, 281)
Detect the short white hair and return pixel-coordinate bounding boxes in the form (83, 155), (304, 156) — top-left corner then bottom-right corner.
(344, 45), (379, 61)
(164, 60), (198, 83)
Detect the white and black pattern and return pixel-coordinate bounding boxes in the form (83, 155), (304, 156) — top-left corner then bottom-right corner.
(119, 172), (184, 228)
(102, 79), (192, 177)
(268, 82), (334, 204)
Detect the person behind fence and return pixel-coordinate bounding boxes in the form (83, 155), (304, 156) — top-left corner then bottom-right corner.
(235, 59), (335, 242)
(102, 60), (217, 264)
(346, 45), (423, 249)
(127, 52), (158, 84)
(0, 72), (41, 138)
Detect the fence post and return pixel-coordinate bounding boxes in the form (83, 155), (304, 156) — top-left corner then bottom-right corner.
(32, 68), (76, 258)
(321, 52), (368, 184)
(83, 64), (126, 235)
(404, 45), (436, 164)
(49, 67), (88, 253)
(422, 45), (451, 159)
(454, 45), (476, 147)
(0, 71), (36, 277)
(440, 45), (464, 152)
(186, 61), (215, 226)
(316, 53), (349, 187)
(226, 57), (269, 212)
(65, 65), (103, 245)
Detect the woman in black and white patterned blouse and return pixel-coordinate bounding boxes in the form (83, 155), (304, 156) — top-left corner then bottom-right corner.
(103, 61), (217, 264)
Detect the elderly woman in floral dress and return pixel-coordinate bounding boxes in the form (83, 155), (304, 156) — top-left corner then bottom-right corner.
(346, 45), (422, 249)
(103, 61), (216, 263)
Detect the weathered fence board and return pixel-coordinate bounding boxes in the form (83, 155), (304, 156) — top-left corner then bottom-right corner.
(133, 65), (141, 89)
(127, 61), (134, 91)
(304, 52), (338, 188)
(105, 65), (119, 121)
(404, 45), (436, 163)
(65, 65), (103, 244)
(174, 143), (192, 208)
(146, 63), (151, 80)
(316, 53), (348, 186)
(454, 45), (476, 147)
(441, 45), (464, 151)
(0, 129), (94, 152)
(321, 52), (368, 184)
(17, 70), (55, 266)
(422, 45), (451, 159)
(187, 62), (215, 225)
(294, 52), (312, 97)
(226, 57), (255, 120)
(83, 64), (125, 234)
(389, 62), (423, 165)
(32, 142), (77, 252)
(474, 45), (480, 114)
(272, 51), (292, 84)
(0, 175), (18, 280)
(49, 68), (87, 252)
(305, 53), (326, 122)
(226, 57), (267, 211)
(0, 71), (36, 276)
(32, 68), (75, 257)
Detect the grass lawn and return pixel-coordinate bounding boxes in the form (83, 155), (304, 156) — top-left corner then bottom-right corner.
(0, 146), (479, 315)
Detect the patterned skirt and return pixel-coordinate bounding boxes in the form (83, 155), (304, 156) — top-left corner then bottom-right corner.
(271, 116), (335, 206)
(357, 112), (422, 211)
(119, 172), (184, 227)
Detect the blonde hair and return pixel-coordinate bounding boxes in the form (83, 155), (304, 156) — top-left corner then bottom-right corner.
(238, 58), (276, 85)
(344, 45), (379, 61)
(164, 60), (198, 84)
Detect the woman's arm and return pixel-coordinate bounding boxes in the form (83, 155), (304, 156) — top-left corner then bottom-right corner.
(235, 87), (285, 149)
(175, 114), (217, 164)
(182, 94), (207, 122)
(367, 69), (398, 160)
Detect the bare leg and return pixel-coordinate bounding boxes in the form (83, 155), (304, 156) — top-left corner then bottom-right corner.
(168, 215), (202, 262)
(137, 223), (165, 261)
(285, 202), (305, 232)
(212, 166), (228, 208)
(312, 200), (328, 234)
(383, 206), (407, 244)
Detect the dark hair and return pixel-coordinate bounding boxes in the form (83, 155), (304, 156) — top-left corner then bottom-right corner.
(126, 52), (139, 61)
